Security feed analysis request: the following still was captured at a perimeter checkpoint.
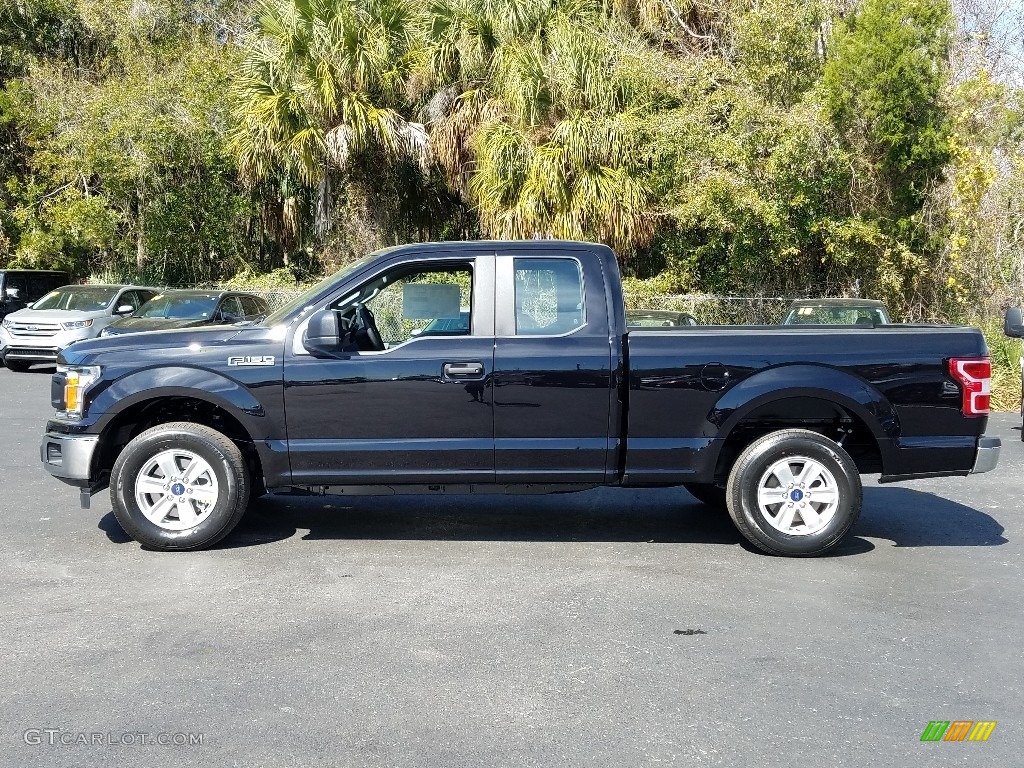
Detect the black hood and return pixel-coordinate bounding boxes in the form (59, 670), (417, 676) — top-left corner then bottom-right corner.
(60, 326), (247, 366)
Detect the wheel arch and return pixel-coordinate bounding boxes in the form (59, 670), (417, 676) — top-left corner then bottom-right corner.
(89, 367), (272, 434)
(705, 365), (897, 482)
(91, 391), (267, 495)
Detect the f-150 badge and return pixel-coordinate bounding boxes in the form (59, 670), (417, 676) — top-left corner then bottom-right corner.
(227, 355), (275, 366)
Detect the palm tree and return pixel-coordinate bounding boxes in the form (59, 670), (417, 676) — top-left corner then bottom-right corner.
(230, 0), (429, 239)
(420, 0), (665, 252)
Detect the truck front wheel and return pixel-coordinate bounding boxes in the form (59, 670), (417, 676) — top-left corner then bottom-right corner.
(725, 429), (861, 556)
(110, 422), (250, 551)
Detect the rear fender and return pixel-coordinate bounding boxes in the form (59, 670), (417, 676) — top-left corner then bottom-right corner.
(707, 364), (899, 469)
(711, 364), (899, 437)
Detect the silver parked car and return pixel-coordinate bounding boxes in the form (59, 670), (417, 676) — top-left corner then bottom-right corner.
(0, 284), (159, 371)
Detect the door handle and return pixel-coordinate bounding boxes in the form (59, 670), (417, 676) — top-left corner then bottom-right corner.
(443, 361), (485, 379)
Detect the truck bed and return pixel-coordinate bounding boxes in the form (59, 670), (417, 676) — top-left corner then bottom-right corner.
(623, 324), (989, 485)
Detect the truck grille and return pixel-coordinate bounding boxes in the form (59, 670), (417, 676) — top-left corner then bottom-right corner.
(7, 321), (61, 338)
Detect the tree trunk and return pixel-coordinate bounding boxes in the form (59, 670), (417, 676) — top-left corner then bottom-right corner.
(135, 193), (146, 275)
(315, 170), (333, 239)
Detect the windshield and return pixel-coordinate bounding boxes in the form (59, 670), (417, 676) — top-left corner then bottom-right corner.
(135, 293), (220, 319)
(32, 286), (119, 312)
(262, 252), (381, 326)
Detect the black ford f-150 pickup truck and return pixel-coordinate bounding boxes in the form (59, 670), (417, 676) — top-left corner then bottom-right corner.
(40, 241), (1000, 555)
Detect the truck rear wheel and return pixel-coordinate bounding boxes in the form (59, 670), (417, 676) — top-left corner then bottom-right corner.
(110, 422), (250, 551)
(725, 429), (861, 556)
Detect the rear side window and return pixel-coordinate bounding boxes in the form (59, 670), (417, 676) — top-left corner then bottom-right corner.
(117, 291), (142, 312)
(240, 295), (266, 318)
(513, 258), (585, 335)
(218, 296), (245, 322)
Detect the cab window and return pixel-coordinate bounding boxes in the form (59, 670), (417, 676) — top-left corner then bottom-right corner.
(513, 258), (584, 335)
(333, 263), (474, 350)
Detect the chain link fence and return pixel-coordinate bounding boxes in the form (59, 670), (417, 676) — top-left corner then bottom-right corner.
(246, 289), (304, 311)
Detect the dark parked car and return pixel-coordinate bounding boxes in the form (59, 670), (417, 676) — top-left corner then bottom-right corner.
(41, 241), (998, 556)
(100, 290), (269, 336)
(0, 269), (69, 320)
(783, 298), (891, 325)
(626, 309), (699, 327)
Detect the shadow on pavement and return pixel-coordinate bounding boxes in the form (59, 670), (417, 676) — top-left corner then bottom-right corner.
(96, 485), (1004, 554)
(219, 492), (744, 550)
(857, 487), (1007, 548)
(98, 512), (133, 543)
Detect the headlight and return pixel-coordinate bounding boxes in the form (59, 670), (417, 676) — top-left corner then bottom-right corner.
(1, 318), (12, 330)
(56, 364), (102, 420)
(61, 319), (93, 330)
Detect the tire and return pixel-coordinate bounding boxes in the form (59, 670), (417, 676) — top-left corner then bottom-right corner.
(3, 359), (31, 372)
(683, 482), (727, 509)
(110, 422), (250, 551)
(725, 429), (861, 557)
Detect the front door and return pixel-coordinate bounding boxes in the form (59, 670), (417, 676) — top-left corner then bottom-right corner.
(284, 253), (495, 485)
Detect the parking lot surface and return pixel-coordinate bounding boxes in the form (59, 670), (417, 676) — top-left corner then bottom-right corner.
(1, 364), (1021, 767)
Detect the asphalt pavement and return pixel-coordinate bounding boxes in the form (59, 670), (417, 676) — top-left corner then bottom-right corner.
(1, 364), (1021, 767)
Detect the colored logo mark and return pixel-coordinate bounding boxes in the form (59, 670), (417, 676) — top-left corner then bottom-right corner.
(920, 721), (997, 742)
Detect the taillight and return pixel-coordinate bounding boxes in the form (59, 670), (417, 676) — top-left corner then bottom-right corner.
(948, 357), (991, 416)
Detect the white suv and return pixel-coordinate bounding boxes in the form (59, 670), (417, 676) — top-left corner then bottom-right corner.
(0, 284), (159, 371)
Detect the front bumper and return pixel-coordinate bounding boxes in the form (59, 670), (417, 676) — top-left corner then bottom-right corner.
(40, 432), (98, 483)
(971, 435), (1001, 474)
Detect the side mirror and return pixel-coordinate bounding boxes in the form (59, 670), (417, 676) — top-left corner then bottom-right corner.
(25, 302), (34, 309)
(1005, 307), (1024, 338)
(303, 308), (342, 356)
(115, 304), (134, 316)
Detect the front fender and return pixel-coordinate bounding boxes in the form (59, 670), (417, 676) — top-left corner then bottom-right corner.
(708, 364), (900, 442)
(87, 365), (275, 440)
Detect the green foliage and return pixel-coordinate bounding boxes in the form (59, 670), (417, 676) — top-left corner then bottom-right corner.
(734, 0), (827, 109)
(425, 0), (672, 251)
(221, 266), (306, 289)
(1, 0), (259, 284)
(822, 0), (953, 222)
